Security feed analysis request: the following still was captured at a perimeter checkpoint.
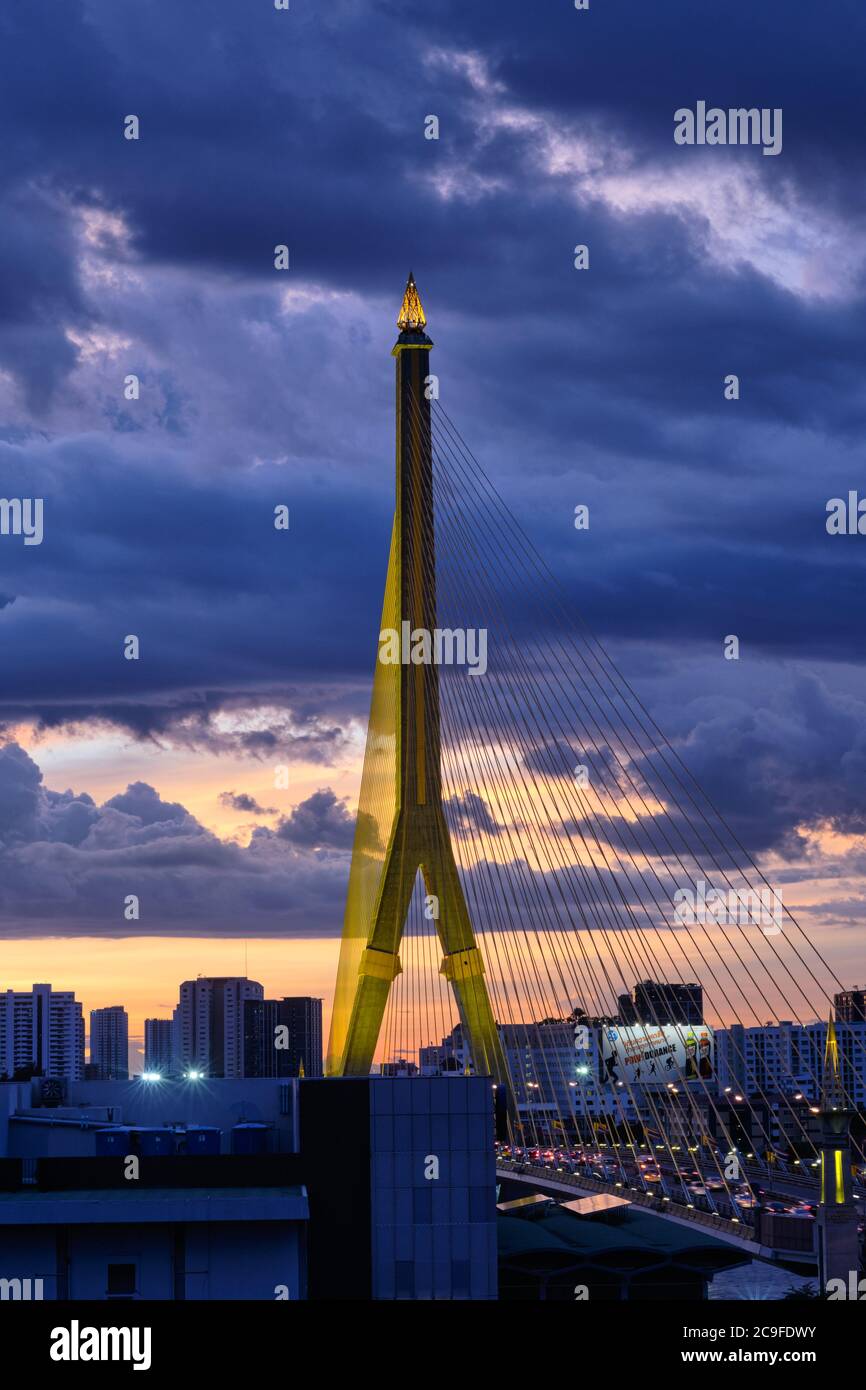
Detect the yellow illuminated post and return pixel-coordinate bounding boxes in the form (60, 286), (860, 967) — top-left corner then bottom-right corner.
(816, 1016), (858, 1288)
(326, 276), (510, 1098)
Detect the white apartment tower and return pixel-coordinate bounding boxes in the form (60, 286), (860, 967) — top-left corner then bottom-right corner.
(0, 984), (85, 1081)
(173, 977), (264, 1078)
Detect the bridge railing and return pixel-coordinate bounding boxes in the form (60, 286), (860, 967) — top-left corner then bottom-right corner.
(496, 1159), (757, 1242)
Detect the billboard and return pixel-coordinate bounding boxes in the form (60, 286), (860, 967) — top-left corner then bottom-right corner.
(600, 1023), (714, 1088)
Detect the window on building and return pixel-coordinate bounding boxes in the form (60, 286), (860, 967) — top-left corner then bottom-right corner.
(469, 1186), (492, 1221)
(413, 1188), (433, 1223)
(106, 1263), (138, 1298)
(451, 1259), (471, 1296)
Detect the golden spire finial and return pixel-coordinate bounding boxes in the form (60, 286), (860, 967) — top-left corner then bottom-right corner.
(397, 271), (427, 332)
(821, 1015), (842, 1111)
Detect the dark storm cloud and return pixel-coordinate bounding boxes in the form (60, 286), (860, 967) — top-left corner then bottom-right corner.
(444, 790), (505, 839)
(105, 782), (189, 827)
(624, 666), (866, 859)
(420, 0), (866, 213)
(219, 790), (277, 816)
(0, 0), (863, 896)
(276, 788), (355, 850)
(652, 671), (866, 856)
(0, 186), (88, 411)
(0, 432), (391, 746)
(0, 740), (46, 842)
(0, 742), (348, 936)
(440, 654), (866, 863)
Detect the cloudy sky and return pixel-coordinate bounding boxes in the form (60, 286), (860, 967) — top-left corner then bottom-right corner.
(1, 1), (864, 1054)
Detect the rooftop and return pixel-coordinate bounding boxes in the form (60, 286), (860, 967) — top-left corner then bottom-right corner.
(0, 1185), (309, 1225)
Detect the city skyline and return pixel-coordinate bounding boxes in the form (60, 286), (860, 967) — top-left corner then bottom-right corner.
(1, 976), (326, 1079)
(5, 967), (863, 1080)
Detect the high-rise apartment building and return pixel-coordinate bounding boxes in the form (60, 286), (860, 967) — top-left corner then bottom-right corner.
(143, 1018), (173, 1075)
(89, 1006), (129, 1080)
(243, 997), (323, 1078)
(0, 984), (85, 1081)
(834, 988), (866, 1024)
(620, 980), (704, 1026)
(174, 977), (264, 1078)
(716, 1019), (866, 1110)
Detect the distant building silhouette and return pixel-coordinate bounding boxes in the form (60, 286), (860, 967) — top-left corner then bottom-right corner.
(380, 1058), (418, 1077)
(619, 980), (703, 1026)
(244, 997), (323, 1078)
(143, 1018), (173, 1075)
(616, 992), (638, 1024)
(834, 987), (866, 1024)
(89, 1006), (128, 1080)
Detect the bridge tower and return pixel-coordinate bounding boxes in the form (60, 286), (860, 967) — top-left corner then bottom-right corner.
(326, 276), (510, 1101)
(816, 1017), (860, 1291)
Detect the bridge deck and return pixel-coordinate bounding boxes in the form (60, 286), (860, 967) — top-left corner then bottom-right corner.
(495, 1160), (816, 1264)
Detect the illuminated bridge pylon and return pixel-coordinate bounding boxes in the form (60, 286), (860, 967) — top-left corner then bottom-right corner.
(326, 275), (510, 1095)
(325, 274), (863, 1198)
